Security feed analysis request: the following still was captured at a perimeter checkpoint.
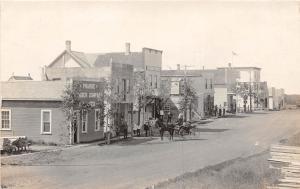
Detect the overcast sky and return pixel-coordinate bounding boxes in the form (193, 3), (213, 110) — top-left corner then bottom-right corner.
(1, 1), (300, 94)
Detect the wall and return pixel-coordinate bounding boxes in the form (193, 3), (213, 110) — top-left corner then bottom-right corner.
(214, 87), (228, 107)
(1, 100), (69, 144)
(45, 67), (111, 81)
(143, 48), (162, 96)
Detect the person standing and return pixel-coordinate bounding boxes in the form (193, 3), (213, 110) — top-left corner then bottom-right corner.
(144, 121), (149, 137)
(178, 112), (183, 126)
(214, 105), (218, 117)
(121, 119), (128, 139)
(133, 123), (138, 136)
(137, 123), (141, 137)
(167, 112), (172, 124)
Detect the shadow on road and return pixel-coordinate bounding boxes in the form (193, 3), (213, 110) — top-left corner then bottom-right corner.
(195, 128), (229, 132)
(114, 138), (156, 146)
(223, 115), (248, 119)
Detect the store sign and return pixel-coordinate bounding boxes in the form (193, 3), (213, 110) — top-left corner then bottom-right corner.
(170, 81), (180, 95)
(74, 80), (104, 107)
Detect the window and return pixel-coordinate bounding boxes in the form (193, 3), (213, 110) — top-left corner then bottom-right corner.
(82, 110), (88, 133)
(116, 79), (119, 94)
(122, 79), (126, 101)
(1, 109), (11, 130)
(205, 79), (208, 89)
(150, 75), (153, 87)
(41, 110), (51, 134)
(95, 109), (101, 131)
(126, 79), (130, 93)
(154, 75), (158, 89)
(210, 79), (213, 89)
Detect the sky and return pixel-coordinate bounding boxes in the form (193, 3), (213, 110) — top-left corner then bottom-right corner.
(1, 1), (300, 94)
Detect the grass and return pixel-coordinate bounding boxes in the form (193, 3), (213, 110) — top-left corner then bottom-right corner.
(149, 151), (280, 189)
(282, 131), (300, 146)
(150, 132), (300, 189)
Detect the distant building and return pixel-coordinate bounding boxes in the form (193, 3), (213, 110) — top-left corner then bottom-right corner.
(211, 64), (268, 112)
(8, 74), (33, 81)
(161, 65), (214, 119)
(269, 88), (285, 110)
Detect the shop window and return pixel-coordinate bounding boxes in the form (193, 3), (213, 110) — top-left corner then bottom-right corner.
(1, 109), (11, 130)
(82, 110), (88, 133)
(41, 110), (51, 134)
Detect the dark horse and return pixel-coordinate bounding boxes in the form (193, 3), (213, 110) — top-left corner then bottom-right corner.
(156, 120), (175, 141)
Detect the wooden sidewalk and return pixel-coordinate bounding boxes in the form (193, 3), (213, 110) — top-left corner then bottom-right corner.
(268, 144), (300, 189)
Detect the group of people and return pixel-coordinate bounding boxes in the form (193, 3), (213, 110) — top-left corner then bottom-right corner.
(214, 105), (226, 117)
(118, 112), (181, 138)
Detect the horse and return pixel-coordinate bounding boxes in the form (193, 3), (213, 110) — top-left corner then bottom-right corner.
(157, 121), (175, 141)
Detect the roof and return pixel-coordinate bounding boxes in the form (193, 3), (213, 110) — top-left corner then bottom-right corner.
(217, 66), (261, 70)
(161, 69), (217, 77)
(1, 81), (66, 101)
(161, 70), (203, 77)
(48, 50), (144, 69)
(8, 75), (33, 81)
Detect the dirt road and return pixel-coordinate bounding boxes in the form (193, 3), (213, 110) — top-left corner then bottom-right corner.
(2, 110), (300, 189)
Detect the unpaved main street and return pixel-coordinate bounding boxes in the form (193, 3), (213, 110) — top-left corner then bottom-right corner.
(2, 110), (300, 189)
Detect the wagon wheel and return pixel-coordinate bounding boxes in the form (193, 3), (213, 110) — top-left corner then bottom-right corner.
(178, 127), (185, 137)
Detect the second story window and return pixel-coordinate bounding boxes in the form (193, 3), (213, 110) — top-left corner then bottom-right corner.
(150, 75), (153, 87)
(126, 79), (130, 93)
(205, 79), (208, 89)
(116, 79), (119, 94)
(154, 75), (158, 89)
(122, 79), (126, 101)
(210, 79), (213, 89)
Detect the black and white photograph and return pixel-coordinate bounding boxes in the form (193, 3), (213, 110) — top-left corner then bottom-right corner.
(1, 1), (300, 189)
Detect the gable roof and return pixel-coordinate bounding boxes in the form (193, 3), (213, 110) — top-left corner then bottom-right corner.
(48, 50), (92, 68)
(48, 50), (143, 69)
(1, 81), (66, 101)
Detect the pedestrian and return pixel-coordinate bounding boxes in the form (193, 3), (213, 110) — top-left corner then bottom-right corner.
(214, 105), (218, 117)
(218, 105), (222, 117)
(144, 121), (149, 137)
(222, 108), (225, 117)
(178, 112), (183, 126)
(167, 112), (172, 124)
(133, 123), (138, 136)
(137, 123), (141, 137)
(121, 119), (128, 139)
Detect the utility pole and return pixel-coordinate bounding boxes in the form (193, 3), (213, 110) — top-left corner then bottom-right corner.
(249, 70), (252, 112)
(183, 65), (195, 121)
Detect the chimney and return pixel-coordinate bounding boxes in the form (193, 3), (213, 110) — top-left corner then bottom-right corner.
(177, 64), (180, 70)
(202, 66), (205, 70)
(65, 40), (71, 51)
(28, 73), (31, 77)
(228, 63), (232, 68)
(125, 42), (130, 55)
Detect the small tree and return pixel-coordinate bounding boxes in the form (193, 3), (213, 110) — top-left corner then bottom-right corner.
(99, 78), (123, 144)
(178, 79), (197, 121)
(61, 82), (92, 144)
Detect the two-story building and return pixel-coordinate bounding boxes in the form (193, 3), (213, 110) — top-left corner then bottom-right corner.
(44, 41), (134, 139)
(161, 65), (215, 120)
(210, 64), (268, 113)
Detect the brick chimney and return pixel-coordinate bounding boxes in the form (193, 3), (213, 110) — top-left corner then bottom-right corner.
(66, 40), (71, 51)
(177, 64), (180, 70)
(125, 42), (130, 55)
